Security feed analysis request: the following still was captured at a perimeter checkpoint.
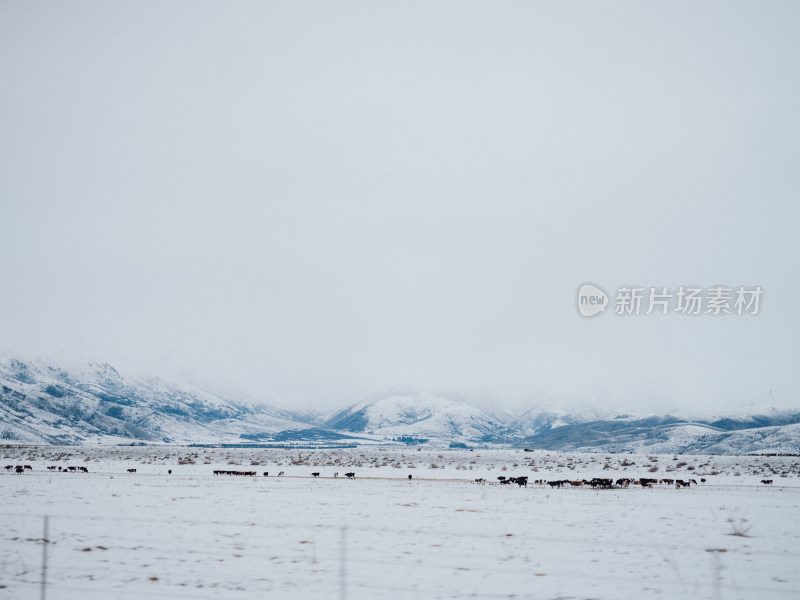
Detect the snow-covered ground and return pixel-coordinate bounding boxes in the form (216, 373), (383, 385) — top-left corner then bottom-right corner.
(2, 446), (799, 599)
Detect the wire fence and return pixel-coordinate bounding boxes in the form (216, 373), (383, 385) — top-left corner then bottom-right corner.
(2, 511), (799, 600)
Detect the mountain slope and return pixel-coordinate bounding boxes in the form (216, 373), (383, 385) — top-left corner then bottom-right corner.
(3, 353), (800, 453)
(0, 355), (310, 444)
(508, 406), (588, 437)
(323, 387), (508, 443)
(516, 412), (800, 454)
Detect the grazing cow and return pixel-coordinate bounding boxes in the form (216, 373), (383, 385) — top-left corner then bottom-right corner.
(127, 469), (136, 473)
(345, 472), (355, 479)
(700, 478), (706, 483)
(497, 476), (507, 482)
(278, 471), (284, 477)
(4, 465), (12, 471)
(515, 476), (528, 487)
(67, 466), (77, 472)
(690, 479), (697, 485)
(408, 474), (412, 480)
(474, 478), (486, 484)
(78, 467), (88, 473)
(15, 466), (24, 474)
(761, 479), (773, 485)
(312, 472), (320, 478)
(47, 466), (57, 471)
(675, 479), (690, 488)
(588, 478), (613, 489)
(263, 472), (269, 477)
(24, 465), (32, 471)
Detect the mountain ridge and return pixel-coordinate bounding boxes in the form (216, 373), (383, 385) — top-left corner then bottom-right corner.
(1, 355), (799, 454)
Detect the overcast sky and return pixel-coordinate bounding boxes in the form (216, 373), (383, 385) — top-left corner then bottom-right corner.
(1, 2), (798, 413)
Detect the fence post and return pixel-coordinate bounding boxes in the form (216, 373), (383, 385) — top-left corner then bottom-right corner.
(709, 549), (722, 600)
(340, 526), (347, 600)
(40, 515), (49, 600)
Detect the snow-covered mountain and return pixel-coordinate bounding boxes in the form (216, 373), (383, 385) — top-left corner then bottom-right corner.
(508, 406), (589, 437)
(2, 354), (799, 453)
(322, 387), (508, 443)
(516, 411), (800, 454)
(0, 354), (311, 444)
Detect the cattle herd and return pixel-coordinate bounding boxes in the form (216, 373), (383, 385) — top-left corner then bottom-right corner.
(488, 477), (706, 489)
(5, 464), (87, 473)
(212, 471), (357, 479)
(0, 465), (783, 488)
(494, 476), (528, 487)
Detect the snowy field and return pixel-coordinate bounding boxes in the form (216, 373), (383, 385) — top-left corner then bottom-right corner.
(2, 446), (800, 600)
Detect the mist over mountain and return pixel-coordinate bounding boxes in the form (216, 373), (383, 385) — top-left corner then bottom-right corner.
(322, 387), (508, 443)
(1, 355), (798, 454)
(0, 354), (311, 445)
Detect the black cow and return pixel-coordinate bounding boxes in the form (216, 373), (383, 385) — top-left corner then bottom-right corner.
(15, 466), (24, 474)
(345, 472), (355, 479)
(263, 472), (269, 477)
(127, 469), (137, 473)
(761, 479), (773, 485)
(588, 478), (613, 489)
(515, 476), (528, 487)
(408, 474), (412, 480)
(312, 472), (320, 477)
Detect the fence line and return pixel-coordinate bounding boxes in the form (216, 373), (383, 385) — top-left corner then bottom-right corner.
(3, 513), (799, 600)
(4, 509), (800, 558)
